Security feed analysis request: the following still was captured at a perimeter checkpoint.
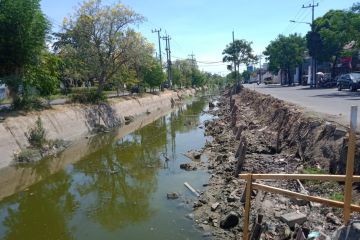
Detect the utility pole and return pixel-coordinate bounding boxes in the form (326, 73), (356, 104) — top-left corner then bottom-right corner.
(303, 0), (319, 88)
(162, 35), (172, 88)
(189, 52), (196, 68)
(258, 55), (263, 84)
(152, 29), (162, 67)
(189, 53), (196, 86)
(232, 31), (238, 83)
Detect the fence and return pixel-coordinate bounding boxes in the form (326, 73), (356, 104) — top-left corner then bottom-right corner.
(239, 106), (360, 240)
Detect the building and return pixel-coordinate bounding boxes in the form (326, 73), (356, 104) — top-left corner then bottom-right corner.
(247, 65), (254, 73)
(0, 84), (7, 100)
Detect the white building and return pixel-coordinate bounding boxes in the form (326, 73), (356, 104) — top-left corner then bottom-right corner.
(0, 84), (8, 100)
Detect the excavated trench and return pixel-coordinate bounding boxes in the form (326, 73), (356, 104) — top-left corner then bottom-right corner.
(193, 87), (360, 239)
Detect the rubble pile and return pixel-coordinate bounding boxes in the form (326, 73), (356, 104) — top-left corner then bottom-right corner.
(193, 87), (360, 239)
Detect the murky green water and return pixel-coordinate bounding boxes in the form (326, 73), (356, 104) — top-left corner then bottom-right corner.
(0, 96), (214, 240)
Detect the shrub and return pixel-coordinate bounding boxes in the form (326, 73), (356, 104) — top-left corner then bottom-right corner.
(12, 96), (48, 111)
(70, 89), (107, 104)
(25, 117), (47, 148)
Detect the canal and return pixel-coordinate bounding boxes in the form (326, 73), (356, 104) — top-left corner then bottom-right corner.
(0, 95), (214, 240)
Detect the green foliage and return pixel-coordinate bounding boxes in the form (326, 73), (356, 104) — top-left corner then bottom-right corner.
(223, 39), (257, 67)
(172, 59), (193, 87)
(329, 192), (344, 202)
(303, 167), (327, 175)
(263, 34), (306, 82)
(25, 52), (63, 97)
(223, 39), (257, 81)
(0, 0), (50, 97)
(308, 9), (360, 66)
(25, 117), (47, 148)
(351, 2), (360, 13)
(171, 67), (182, 87)
(12, 95), (47, 111)
(54, 0), (146, 92)
(143, 61), (165, 89)
(191, 69), (206, 87)
(241, 70), (251, 82)
(14, 149), (42, 163)
(70, 89), (107, 104)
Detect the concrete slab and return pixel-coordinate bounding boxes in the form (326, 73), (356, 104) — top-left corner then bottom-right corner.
(280, 212), (307, 228)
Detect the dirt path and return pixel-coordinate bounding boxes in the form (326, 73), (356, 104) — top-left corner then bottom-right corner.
(193, 87), (360, 239)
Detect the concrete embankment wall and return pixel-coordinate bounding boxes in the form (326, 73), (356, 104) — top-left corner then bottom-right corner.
(233, 87), (359, 175)
(0, 89), (196, 169)
(0, 105), (176, 201)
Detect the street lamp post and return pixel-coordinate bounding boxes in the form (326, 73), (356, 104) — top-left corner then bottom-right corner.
(290, 20), (316, 88)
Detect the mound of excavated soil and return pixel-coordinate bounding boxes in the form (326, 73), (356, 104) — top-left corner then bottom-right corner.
(194, 87), (360, 239)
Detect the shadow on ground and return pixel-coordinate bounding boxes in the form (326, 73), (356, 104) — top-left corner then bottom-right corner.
(310, 91), (360, 100)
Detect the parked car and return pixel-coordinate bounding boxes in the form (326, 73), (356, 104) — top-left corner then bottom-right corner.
(337, 73), (360, 91)
(130, 86), (140, 94)
(263, 77), (273, 85)
(318, 73), (336, 88)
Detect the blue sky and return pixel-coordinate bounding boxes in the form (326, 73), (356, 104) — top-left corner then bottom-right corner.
(41, 0), (356, 75)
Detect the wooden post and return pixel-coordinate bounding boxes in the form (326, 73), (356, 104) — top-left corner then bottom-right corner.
(243, 174), (252, 240)
(344, 106), (358, 224)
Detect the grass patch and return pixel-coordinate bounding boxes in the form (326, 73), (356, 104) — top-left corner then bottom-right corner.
(0, 97), (12, 105)
(70, 89), (107, 104)
(329, 192), (344, 202)
(303, 167), (327, 175)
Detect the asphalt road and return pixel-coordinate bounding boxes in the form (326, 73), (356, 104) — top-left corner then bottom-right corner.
(245, 84), (360, 127)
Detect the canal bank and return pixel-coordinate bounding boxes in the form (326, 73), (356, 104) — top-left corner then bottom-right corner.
(193, 87), (359, 239)
(0, 89), (196, 169)
(0, 93), (217, 240)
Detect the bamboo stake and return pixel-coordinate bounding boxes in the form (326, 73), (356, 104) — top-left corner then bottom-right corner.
(238, 173), (360, 182)
(344, 106), (358, 224)
(243, 174), (252, 240)
(252, 183), (360, 212)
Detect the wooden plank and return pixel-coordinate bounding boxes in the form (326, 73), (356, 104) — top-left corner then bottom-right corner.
(235, 138), (247, 177)
(184, 182), (200, 197)
(243, 174), (252, 240)
(344, 106), (358, 224)
(252, 183), (360, 212)
(238, 173), (360, 182)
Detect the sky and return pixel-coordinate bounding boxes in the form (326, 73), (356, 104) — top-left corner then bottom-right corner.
(41, 0), (356, 75)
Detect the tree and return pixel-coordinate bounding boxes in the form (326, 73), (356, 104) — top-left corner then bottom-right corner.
(241, 70), (251, 83)
(173, 59), (193, 87)
(222, 39), (257, 83)
(0, 0), (50, 100)
(351, 2), (360, 13)
(143, 61), (165, 91)
(25, 52), (63, 97)
(55, 0), (144, 92)
(171, 67), (182, 88)
(263, 34), (306, 85)
(191, 69), (206, 87)
(308, 9), (360, 76)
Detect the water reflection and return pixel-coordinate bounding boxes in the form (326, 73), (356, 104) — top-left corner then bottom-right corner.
(0, 97), (209, 240)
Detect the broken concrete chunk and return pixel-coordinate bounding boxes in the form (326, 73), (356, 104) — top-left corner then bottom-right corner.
(326, 212), (342, 225)
(180, 163), (197, 171)
(280, 212), (307, 228)
(220, 211), (239, 229)
(211, 202), (220, 211)
(166, 192), (179, 199)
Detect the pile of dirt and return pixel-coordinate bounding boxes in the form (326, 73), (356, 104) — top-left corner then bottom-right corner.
(193, 87), (360, 239)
